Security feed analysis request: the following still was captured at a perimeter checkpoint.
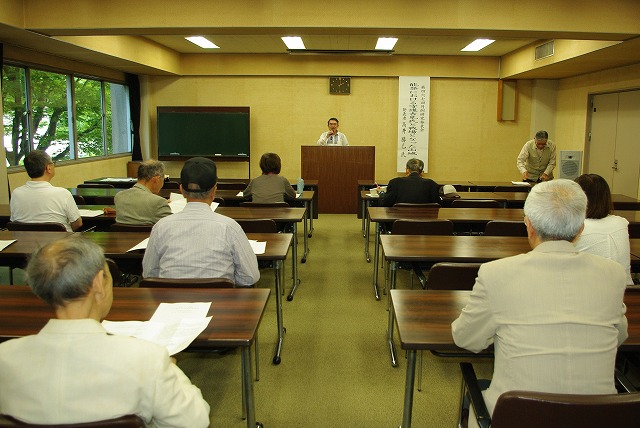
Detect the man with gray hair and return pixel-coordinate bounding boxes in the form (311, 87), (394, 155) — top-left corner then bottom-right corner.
(0, 236), (210, 427)
(10, 150), (82, 231)
(517, 130), (557, 182)
(143, 157), (260, 285)
(377, 158), (440, 206)
(113, 159), (172, 224)
(452, 179), (628, 426)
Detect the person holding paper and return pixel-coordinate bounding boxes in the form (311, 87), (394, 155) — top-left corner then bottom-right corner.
(143, 157), (260, 285)
(111, 159), (172, 224)
(9, 150), (82, 231)
(243, 152), (296, 203)
(516, 130), (556, 182)
(0, 236), (210, 427)
(316, 117), (349, 146)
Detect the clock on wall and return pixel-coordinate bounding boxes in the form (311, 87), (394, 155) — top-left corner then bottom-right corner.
(329, 76), (351, 95)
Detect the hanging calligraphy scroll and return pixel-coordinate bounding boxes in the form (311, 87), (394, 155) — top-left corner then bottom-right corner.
(397, 76), (430, 172)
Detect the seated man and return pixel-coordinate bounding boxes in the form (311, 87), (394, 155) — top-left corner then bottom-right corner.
(114, 159), (172, 224)
(452, 179), (628, 424)
(10, 150), (82, 231)
(377, 158), (440, 206)
(143, 157), (260, 285)
(0, 236), (210, 427)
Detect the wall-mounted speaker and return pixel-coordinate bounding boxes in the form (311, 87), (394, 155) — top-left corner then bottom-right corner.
(559, 150), (582, 180)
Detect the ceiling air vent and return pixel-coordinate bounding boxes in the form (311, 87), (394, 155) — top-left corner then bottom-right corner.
(535, 41), (554, 60)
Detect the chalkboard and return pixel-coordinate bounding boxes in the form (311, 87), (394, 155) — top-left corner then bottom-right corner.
(157, 106), (250, 160)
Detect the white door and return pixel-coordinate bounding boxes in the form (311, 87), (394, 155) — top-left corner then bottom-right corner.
(587, 90), (640, 198)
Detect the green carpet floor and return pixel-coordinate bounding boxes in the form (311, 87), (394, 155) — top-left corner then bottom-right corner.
(177, 214), (494, 427)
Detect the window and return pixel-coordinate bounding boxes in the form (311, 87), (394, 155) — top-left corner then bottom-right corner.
(2, 64), (131, 166)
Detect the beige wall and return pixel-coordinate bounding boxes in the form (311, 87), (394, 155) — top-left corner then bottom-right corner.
(554, 62), (640, 198)
(146, 75), (533, 183)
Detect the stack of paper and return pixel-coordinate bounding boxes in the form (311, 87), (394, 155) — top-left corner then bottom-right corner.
(168, 193), (219, 213)
(102, 302), (212, 355)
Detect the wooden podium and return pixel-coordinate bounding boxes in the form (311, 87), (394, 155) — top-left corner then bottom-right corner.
(301, 146), (375, 214)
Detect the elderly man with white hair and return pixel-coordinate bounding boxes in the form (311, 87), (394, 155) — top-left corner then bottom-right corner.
(452, 179), (628, 426)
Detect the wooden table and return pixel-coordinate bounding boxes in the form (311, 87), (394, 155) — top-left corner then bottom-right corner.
(367, 207), (527, 299)
(0, 230), (293, 365)
(390, 289), (640, 428)
(0, 285), (269, 428)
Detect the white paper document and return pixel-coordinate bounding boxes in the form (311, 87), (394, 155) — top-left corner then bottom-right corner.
(100, 178), (136, 183)
(169, 196), (218, 213)
(78, 209), (104, 217)
(249, 240), (266, 255)
(127, 238), (149, 252)
(102, 302), (212, 355)
(0, 240), (16, 251)
(511, 181), (532, 186)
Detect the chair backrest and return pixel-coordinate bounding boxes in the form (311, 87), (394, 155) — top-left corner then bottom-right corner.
(106, 258), (122, 287)
(77, 183), (115, 189)
(72, 195), (86, 205)
(450, 199), (501, 208)
(494, 185), (530, 193)
(0, 414), (145, 427)
(5, 221), (67, 232)
(240, 202), (289, 208)
(139, 277), (235, 288)
(93, 196), (116, 205)
(393, 202), (441, 209)
(490, 390), (640, 428)
(629, 223), (640, 239)
(110, 223), (153, 232)
(236, 219), (278, 233)
(162, 181), (180, 190)
(217, 182), (247, 190)
(391, 219), (454, 236)
(425, 262), (480, 290)
(484, 220), (528, 237)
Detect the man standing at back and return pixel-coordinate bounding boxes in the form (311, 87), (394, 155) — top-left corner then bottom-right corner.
(142, 157), (260, 285)
(378, 158), (440, 206)
(452, 179), (628, 423)
(10, 150), (82, 231)
(114, 159), (172, 225)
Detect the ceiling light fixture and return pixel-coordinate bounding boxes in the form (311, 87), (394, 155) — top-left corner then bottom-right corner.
(461, 38), (495, 52)
(281, 36), (306, 50)
(375, 37), (398, 50)
(185, 36), (219, 49)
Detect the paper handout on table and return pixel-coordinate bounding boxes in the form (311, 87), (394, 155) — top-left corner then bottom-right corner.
(127, 238), (149, 252)
(78, 209), (104, 217)
(249, 240), (266, 255)
(0, 240), (16, 251)
(511, 181), (532, 186)
(100, 178), (136, 183)
(102, 302), (212, 355)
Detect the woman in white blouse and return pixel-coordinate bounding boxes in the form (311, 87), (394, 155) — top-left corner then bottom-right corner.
(574, 174), (633, 284)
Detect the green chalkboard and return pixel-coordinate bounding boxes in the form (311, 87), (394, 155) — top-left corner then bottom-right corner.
(157, 106), (250, 160)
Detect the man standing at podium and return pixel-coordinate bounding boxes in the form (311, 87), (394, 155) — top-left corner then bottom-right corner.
(316, 117), (349, 146)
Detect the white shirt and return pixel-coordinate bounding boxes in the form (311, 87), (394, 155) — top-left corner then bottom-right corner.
(10, 181), (80, 232)
(316, 131), (349, 146)
(575, 215), (633, 284)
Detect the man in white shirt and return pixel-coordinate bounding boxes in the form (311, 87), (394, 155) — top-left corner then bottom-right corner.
(316, 117), (349, 146)
(10, 150), (82, 231)
(143, 157), (260, 285)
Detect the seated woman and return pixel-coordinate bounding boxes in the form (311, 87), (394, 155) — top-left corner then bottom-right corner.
(574, 173), (633, 284)
(243, 152), (296, 203)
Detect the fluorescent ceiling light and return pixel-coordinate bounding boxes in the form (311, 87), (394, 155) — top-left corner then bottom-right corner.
(461, 38), (495, 52)
(375, 37), (398, 50)
(185, 36), (219, 49)
(281, 36), (306, 50)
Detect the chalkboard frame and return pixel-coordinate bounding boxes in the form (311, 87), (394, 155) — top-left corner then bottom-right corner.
(157, 106), (250, 161)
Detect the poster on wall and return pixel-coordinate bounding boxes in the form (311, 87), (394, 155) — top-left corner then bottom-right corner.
(397, 76), (430, 172)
